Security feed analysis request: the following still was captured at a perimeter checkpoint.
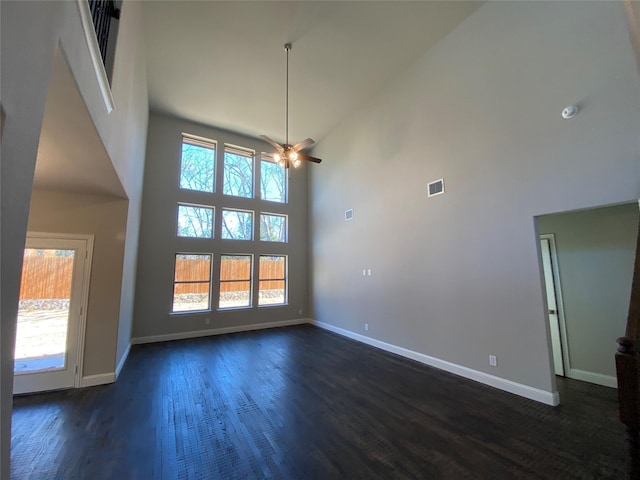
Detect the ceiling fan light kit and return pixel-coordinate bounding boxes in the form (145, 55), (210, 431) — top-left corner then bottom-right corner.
(260, 43), (322, 169)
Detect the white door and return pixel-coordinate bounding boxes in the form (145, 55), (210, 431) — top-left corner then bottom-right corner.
(13, 235), (92, 394)
(540, 235), (567, 377)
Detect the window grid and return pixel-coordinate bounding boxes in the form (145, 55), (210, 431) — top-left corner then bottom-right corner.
(173, 134), (293, 315)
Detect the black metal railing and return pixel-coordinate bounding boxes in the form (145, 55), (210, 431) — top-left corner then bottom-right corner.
(88, 0), (120, 64)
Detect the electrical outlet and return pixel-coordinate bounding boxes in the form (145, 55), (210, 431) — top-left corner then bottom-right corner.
(365, 323), (369, 331)
(489, 355), (497, 367)
(362, 269), (366, 276)
(205, 318), (210, 325)
(367, 269), (372, 276)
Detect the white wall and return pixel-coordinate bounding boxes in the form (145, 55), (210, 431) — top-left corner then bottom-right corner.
(537, 203), (639, 384)
(133, 114), (309, 340)
(310, 1), (640, 402)
(0, 1), (148, 476)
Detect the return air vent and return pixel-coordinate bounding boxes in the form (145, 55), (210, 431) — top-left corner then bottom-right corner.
(427, 179), (445, 198)
(345, 209), (354, 221)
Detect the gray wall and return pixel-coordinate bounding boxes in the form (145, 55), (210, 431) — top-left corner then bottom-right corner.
(27, 190), (129, 377)
(537, 203), (639, 381)
(133, 114), (309, 339)
(310, 1), (640, 396)
(0, 2), (148, 475)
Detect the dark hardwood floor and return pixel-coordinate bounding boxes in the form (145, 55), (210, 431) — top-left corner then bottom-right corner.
(12, 325), (626, 479)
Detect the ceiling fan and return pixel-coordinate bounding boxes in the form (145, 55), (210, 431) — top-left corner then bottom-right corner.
(260, 43), (322, 169)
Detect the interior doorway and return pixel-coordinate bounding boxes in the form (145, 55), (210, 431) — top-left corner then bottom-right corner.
(13, 233), (93, 395)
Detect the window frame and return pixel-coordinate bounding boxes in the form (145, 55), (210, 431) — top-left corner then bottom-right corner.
(260, 156), (288, 204)
(171, 252), (213, 314)
(258, 254), (288, 307)
(176, 202), (215, 239)
(179, 134), (217, 194)
(259, 212), (288, 243)
(222, 144), (255, 199)
(218, 254), (254, 310)
(220, 207), (254, 241)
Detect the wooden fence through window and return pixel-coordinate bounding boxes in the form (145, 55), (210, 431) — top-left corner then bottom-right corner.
(20, 256), (286, 299)
(19, 256), (74, 300)
(175, 257), (285, 294)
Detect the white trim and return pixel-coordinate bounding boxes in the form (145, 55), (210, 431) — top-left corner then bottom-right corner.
(115, 343), (131, 379)
(81, 372), (115, 387)
(568, 368), (618, 389)
(76, 0), (114, 114)
(311, 320), (560, 406)
(131, 318), (308, 345)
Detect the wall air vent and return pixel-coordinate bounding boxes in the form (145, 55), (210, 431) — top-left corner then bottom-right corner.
(345, 209), (354, 221)
(427, 179), (445, 198)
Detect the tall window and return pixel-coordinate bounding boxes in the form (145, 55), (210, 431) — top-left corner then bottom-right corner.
(260, 213), (287, 242)
(259, 255), (287, 306)
(261, 158), (286, 203)
(223, 146), (253, 198)
(180, 136), (216, 193)
(221, 209), (253, 240)
(172, 254), (212, 313)
(219, 255), (252, 309)
(177, 204), (214, 238)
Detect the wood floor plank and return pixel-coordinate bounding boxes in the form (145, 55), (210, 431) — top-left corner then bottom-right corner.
(11, 325), (626, 479)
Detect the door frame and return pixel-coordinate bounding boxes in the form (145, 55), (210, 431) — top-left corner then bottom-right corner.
(540, 233), (571, 376)
(17, 232), (94, 390)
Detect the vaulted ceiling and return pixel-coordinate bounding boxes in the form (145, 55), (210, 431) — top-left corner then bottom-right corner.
(142, 1), (482, 145)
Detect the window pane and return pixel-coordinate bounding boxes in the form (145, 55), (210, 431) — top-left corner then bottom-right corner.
(223, 150), (253, 198)
(260, 214), (287, 242)
(177, 205), (213, 238)
(173, 282), (210, 312)
(221, 209), (253, 240)
(180, 140), (215, 193)
(219, 255), (252, 309)
(258, 280), (285, 305)
(219, 281), (251, 309)
(259, 256), (286, 306)
(174, 254), (211, 282)
(259, 255), (286, 280)
(220, 255), (251, 281)
(261, 160), (286, 203)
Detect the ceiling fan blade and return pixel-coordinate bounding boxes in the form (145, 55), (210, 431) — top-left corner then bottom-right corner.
(297, 152), (322, 164)
(291, 138), (315, 152)
(259, 135), (284, 152)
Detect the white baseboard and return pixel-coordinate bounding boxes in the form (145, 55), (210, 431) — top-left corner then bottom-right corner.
(81, 372), (115, 387)
(115, 343), (131, 379)
(311, 320), (560, 407)
(568, 368), (617, 388)
(131, 318), (309, 345)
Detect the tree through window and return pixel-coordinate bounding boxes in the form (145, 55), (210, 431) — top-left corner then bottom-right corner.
(180, 136), (216, 193)
(223, 146), (253, 198)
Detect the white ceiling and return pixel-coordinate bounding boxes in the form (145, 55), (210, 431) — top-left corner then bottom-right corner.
(143, 1), (482, 145)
